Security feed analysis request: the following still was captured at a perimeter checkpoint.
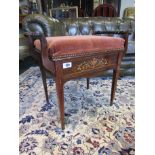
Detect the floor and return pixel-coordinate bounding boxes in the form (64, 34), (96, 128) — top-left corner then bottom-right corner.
(19, 66), (135, 155)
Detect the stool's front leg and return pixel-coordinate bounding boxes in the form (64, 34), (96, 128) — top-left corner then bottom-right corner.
(110, 51), (123, 106)
(56, 78), (65, 129)
(55, 62), (65, 129)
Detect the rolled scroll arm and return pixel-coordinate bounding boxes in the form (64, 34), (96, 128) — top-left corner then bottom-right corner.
(24, 32), (37, 53)
(39, 34), (55, 73)
(24, 32), (55, 74)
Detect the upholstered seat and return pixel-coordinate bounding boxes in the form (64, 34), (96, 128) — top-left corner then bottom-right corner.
(34, 36), (125, 58)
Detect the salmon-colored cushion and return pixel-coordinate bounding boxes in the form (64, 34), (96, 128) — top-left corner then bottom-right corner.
(34, 36), (124, 57)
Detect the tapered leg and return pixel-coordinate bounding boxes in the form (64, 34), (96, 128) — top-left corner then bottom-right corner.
(56, 78), (65, 129)
(39, 63), (49, 104)
(87, 78), (90, 89)
(110, 68), (120, 106)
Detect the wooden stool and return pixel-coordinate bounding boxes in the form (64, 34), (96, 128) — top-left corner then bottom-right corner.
(32, 33), (128, 129)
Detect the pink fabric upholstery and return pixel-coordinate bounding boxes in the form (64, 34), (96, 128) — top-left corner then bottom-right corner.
(34, 36), (125, 57)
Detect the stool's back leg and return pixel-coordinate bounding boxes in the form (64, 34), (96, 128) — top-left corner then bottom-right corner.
(39, 61), (49, 104)
(110, 68), (120, 106)
(87, 78), (90, 89)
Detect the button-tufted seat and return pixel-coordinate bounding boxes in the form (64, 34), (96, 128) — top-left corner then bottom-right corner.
(22, 14), (135, 59)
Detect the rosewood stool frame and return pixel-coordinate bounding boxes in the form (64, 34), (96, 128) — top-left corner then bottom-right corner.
(25, 31), (129, 129)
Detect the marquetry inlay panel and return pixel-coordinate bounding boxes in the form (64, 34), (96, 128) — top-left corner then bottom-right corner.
(62, 53), (118, 75)
(74, 57), (108, 72)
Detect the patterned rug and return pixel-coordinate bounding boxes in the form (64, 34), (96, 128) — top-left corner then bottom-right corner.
(19, 67), (135, 155)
